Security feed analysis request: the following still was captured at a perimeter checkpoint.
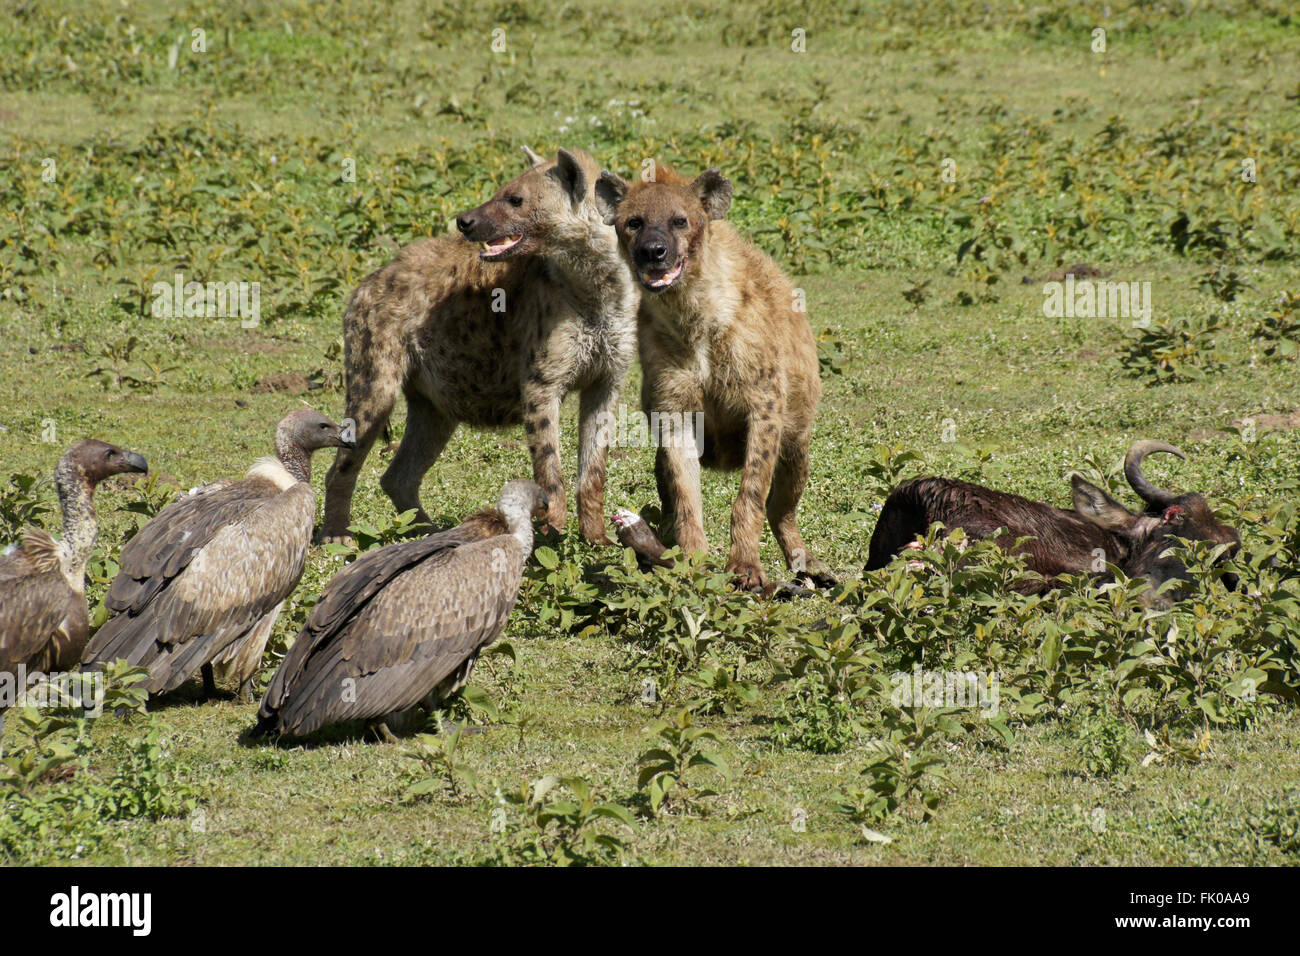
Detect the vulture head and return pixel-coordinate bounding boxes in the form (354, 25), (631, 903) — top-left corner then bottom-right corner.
(277, 408), (356, 453)
(497, 480), (548, 552)
(273, 409), (357, 482)
(57, 439), (149, 489)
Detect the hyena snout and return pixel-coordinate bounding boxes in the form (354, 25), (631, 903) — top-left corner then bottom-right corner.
(455, 202), (528, 260)
(632, 230), (685, 291)
(635, 236), (670, 266)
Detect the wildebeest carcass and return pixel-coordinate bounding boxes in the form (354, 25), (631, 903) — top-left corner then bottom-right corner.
(865, 440), (1240, 602)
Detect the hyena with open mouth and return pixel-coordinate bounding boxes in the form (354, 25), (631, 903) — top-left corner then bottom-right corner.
(595, 163), (833, 593)
(321, 148), (639, 544)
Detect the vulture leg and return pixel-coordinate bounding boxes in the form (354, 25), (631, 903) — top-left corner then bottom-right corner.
(201, 663), (218, 700)
(380, 392), (454, 535)
(237, 677), (256, 704)
(369, 720), (401, 744)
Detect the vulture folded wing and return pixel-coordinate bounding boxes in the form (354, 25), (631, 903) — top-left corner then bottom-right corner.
(105, 482), (275, 615)
(0, 560), (70, 671)
(260, 519), (503, 720)
(85, 484), (316, 692)
(265, 534), (522, 736)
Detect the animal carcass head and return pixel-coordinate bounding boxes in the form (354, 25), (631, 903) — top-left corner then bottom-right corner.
(1070, 440), (1241, 604)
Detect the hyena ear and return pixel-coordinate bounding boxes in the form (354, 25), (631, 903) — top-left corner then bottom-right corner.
(594, 170), (629, 225)
(691, 169), (733, 220)
(1070, 474), (1137, 534)
(521, 145), (547, 169)
(549, 148), (587, 209)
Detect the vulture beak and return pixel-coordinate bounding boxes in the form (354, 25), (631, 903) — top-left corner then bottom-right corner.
(338, 418), (358, 449)
(125, 451), (149, 474)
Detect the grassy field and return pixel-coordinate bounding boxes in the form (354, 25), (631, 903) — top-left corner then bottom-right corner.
(1, 0), (1298, 865)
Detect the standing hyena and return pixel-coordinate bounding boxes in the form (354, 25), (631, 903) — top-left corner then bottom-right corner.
(594, 163), (834, 592)
(321, 148), (640, 544)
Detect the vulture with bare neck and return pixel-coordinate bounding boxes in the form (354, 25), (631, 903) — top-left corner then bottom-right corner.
(81, 409), (355, 701)
(254, 480), (546, 741)
(1, 440), (147, 736)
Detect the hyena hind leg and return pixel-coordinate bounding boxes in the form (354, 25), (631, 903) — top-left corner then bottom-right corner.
(321, 375), (401, 543)
(380, 391), (457, 534)
(767, 443), (836, 587)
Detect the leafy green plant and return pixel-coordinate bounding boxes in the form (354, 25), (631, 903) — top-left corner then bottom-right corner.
(1254, 291), (1300, 360)
(322, 507), (425, 557)
(635, 707), (730, 816)
(773, 672), (858, 754)
(520, 540), (602, 636)
(485, 774), (634, 866)
(859, 443), (925, 502)
(0, 473), (51, 544)
(1069, 698), (1133, 777)
(401, 718), (480, 801)
(1118, 313), (1226, 385)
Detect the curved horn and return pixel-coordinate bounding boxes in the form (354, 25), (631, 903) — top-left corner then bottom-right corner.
(1124, 439), (1185, 507)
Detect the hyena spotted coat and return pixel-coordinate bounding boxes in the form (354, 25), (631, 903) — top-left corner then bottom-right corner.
(595, 164), (833, 592)
(322, 148), (639, 544)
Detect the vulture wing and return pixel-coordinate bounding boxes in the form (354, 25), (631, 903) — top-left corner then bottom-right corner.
(84, 480), (316, 693)
(103, 480), (276, 615)
(259, 518), (516, 737)
(0, 551), (71, 672)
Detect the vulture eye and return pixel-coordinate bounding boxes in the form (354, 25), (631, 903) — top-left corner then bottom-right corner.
(671, 216), (688, 228)
(626, 217), (643, 230)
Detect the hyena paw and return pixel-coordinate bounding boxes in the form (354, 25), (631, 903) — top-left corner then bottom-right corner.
(795, 566), (839, 590)
(726, 559), (769, 594)
(541, 502), (567, 535)
(317, 531), (356, 547)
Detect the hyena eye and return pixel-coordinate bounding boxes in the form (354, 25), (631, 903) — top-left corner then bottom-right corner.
(626, 217), (643, 230)
(670, 216), (688, 228)
(507, 195), (524, 207)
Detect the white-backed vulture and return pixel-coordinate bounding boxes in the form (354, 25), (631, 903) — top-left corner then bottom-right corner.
(81, 409), (355, 701)
(254, 480), (547, 741)
(1, 440), (148, 736)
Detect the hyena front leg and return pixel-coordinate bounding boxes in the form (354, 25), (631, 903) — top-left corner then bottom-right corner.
(727, 404), (783, 593)
(380, 390), (456, 534)
(576, 378), (620, 545)
(656, 438), (707, 556)
(522, 373), (567, 533)
(767, 435), (836, 587)
(321, 369), (401, 543)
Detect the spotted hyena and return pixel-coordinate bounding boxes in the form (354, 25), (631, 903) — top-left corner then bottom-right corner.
(322, 148), (640, 544)
(594, 163), (833, 592)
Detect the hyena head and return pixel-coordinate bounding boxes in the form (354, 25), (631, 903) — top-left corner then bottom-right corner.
(594, 165), (733, 293)
(455, 147), (601, 261)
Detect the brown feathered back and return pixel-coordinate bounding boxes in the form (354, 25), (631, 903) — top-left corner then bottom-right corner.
(255, 509), (517, 738)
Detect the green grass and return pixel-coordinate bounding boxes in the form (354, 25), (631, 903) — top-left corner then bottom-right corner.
(1, 0), (1299, 865)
